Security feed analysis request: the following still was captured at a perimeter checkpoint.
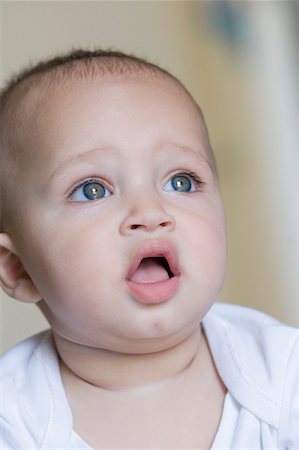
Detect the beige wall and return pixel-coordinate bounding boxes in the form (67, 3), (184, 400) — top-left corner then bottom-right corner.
(1, 1), (298, 353)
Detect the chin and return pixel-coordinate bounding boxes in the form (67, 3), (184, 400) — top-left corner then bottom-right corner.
(120, 316), (198, 352)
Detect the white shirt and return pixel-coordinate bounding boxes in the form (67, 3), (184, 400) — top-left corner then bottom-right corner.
(1, 303), (298, 449)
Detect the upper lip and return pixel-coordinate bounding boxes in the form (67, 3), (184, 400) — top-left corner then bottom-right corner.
(126, 239), (180, 281)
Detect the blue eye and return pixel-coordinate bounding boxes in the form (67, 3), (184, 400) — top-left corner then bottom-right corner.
(163, 173), (201, 193)
(70, 180), (111, 202)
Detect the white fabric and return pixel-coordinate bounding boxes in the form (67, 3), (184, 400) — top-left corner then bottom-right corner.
(1, 303), (298, 449)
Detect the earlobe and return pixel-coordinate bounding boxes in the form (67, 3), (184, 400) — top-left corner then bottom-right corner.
(0, 233), (42, 303)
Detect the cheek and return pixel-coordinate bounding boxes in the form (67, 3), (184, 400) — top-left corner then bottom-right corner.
(179, 207), (227, 285)
(44, 224), (119, 295)
(28, 224), (124, 339)
(16, 213), (119, 304)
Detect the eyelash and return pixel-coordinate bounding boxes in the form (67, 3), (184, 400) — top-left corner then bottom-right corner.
(68, 170), (204, 202)
(68, 177), (112, 200)
(174, 170), (204, 189)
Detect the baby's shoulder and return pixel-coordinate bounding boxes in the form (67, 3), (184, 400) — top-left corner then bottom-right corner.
(205, 302), (299, 356)
(0, 331), (70, 448)
(1, 330), (54, 388)
(203, 303), (299, 441)
(205, 301), (299, 346)
(1, 330), (49, 366)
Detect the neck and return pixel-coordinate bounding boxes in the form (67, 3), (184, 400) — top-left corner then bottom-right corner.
(54, 327), (203, 391)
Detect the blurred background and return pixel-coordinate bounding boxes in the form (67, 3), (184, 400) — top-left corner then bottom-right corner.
(1, 0), (298, 353)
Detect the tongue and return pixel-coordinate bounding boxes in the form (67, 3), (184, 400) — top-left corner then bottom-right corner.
(130, 258), (169, 283)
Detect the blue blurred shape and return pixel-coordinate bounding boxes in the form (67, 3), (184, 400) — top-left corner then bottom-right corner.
(207, 1), (248, 47)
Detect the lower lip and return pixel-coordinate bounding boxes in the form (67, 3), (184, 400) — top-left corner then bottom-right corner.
(126, 276), (180, 304)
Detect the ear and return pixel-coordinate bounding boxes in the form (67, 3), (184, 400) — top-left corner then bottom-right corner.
(0, 233), (42, 303)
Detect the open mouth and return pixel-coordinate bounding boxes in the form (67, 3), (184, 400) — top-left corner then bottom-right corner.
(129, 256), (174, 284)
(126, 241), (180, 304)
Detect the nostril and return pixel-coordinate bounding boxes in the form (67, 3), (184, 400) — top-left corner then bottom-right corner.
(130, 221), (170, 230)
(121, 213), (176, 235)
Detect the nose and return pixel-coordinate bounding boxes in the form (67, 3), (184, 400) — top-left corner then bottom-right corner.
(119, 195), (176, 235)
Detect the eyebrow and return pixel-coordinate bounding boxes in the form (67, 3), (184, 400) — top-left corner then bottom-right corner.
(166, 142), (213, 171)
(48, 146), (113, 183)
(48, 141), (211, 183)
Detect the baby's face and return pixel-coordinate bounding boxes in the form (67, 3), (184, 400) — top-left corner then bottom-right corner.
(10, 74), (227, 353)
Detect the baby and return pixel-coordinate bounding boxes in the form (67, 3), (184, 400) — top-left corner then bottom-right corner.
(0, 49), (298, 449)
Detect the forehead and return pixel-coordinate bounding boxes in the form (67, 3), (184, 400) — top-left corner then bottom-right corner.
(12, 73), (212, 172)
(22, 72), (202, 124)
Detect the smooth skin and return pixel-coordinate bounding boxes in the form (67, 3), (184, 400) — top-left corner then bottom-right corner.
(0, 73), (227, 448)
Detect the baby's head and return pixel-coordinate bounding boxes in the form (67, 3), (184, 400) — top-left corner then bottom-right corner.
(0, 49), (226, 353)
(0, 50), (218, 231)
